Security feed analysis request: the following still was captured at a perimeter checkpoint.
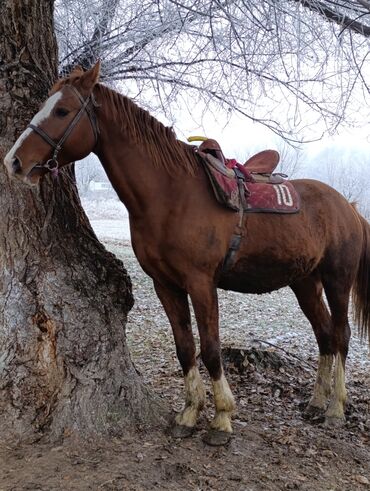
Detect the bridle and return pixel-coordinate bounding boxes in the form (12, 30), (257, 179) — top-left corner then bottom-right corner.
(27, 85), (99, 177)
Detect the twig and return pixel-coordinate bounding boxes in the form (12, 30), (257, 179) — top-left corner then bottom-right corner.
(251, 338), (316, 370)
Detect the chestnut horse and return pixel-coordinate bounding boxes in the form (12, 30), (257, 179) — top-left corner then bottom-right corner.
(4, 62), (370, 445)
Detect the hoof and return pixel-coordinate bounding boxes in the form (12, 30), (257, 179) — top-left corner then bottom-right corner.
(202, 429), (232, 446)
(170, 424), (195, 439)
(303, 405), (325, 422)
(324, 416), (345, 428)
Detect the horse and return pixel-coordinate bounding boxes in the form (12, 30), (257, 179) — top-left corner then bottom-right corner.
(4, 61), (370, 446)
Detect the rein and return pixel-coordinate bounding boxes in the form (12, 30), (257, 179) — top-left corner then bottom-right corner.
(27, 85), (99, 177)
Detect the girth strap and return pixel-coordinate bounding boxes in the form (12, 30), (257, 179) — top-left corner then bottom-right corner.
(222, 167), (249, 272)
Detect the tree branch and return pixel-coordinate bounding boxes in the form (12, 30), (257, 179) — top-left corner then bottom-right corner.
(295, 0), (370, 37)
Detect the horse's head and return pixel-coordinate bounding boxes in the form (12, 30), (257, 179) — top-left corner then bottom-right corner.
(4, 61), (101, 185)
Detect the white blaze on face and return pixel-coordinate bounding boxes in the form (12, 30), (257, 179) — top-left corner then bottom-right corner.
(29, 91), (63, 126)
(4, 91), (63, 172)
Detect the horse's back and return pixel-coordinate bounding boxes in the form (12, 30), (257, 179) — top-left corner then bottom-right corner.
(218, 179), (363, 294)
(292, 178), (363, 245)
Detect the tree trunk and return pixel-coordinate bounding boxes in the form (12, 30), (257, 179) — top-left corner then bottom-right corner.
(0, 0), (166, 442)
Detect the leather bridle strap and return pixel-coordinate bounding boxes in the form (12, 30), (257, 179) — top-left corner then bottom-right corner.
(67, 85), (99, 143)
(27, 86), (98, 171)
(27, 124), (58, 149)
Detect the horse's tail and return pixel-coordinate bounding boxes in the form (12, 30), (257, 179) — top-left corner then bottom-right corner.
(351, 209), (370, 345)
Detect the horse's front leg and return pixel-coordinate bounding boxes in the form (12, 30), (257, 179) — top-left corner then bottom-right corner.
(153, 281), (206, 437)
(189, 280), (236, 446)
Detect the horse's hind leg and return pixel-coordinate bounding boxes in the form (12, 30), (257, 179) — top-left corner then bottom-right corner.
(291, 275), (335, 417)
(154, 281), (206, 436)
(321, 277), (351, 425)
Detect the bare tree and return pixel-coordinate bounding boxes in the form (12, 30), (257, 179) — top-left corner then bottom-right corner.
(307, 142), (370, 202)
(54, 0), (370, 141)
(75, 155), (108, 195)
(294, 0), (370, 36)
(274, 142), (303, 178)
(326, 157), (368, 202)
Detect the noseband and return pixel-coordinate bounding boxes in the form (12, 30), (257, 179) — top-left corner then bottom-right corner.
(27, 85), (99, 176)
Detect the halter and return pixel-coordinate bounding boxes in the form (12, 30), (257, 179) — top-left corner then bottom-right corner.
(27, 85), (99, 177)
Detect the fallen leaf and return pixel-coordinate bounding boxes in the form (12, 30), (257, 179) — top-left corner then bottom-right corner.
(353, 475), (370, 486)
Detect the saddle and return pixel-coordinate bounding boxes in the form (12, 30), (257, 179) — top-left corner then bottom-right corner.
(189, 137), (300, 271)
(197, 138), (283, 183)
(189, 137), (300, 214)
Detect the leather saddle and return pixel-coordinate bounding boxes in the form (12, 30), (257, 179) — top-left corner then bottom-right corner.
(191, 137), (300, 215)
(196, 138), (282, 182)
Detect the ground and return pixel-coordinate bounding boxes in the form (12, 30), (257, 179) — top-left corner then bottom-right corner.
(1, 201), (369, 491)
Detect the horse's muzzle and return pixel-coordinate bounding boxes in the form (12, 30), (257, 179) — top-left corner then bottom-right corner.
(4, 155), (48, 185)
(11, 156), (22, 174)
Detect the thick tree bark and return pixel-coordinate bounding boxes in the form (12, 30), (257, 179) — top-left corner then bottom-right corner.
(0, 0), (166, 442)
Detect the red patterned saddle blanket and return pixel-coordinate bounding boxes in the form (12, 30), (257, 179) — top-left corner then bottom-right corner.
(201, 154), (300, 214)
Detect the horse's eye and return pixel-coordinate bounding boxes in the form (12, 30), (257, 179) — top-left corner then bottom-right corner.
(55, 107), (69, 118)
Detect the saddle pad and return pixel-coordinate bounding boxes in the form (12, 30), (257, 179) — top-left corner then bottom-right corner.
(245, 180), (300, 213)
(201, 154), (240, 211)
(201, 154), (300, 214)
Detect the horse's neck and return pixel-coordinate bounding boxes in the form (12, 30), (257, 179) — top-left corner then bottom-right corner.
(94, 117), (186, 218)
(95, 146), (163, 216)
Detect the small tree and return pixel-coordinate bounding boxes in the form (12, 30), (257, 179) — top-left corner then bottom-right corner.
(326, 163), (366, 202)
(75, 155), (108, 195)
(276, 142), (303, 178)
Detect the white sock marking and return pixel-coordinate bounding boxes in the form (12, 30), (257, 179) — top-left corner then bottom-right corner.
(175, 366), (206, 427)
(309, 354), (333, 409)
(211, 371), (235, 433)
(326, 353), (347, 419)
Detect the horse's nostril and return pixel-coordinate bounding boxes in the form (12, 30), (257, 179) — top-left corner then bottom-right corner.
(12, 156), (22, 173)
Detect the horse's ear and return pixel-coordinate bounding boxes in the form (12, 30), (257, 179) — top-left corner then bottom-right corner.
(70, 65), (84, 76)
(80, 61), (101, 91)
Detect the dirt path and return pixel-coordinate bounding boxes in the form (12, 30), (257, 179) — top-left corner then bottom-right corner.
(1, 242), (369, 491)
(1, 347), (369, 490)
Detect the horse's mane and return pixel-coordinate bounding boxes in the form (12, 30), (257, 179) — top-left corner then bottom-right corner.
(52, 73), (198, 174)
